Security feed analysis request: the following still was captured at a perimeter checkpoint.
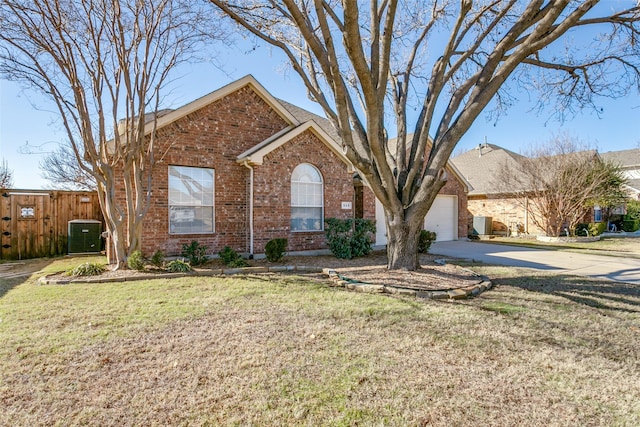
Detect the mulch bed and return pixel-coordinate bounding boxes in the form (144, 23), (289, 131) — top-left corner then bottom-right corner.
(44, 250), (480, 292)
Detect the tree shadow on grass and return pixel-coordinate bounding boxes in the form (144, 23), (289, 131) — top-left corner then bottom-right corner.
(493, 273), (640, 313)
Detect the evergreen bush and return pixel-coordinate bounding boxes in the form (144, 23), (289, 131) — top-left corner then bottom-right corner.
(150, 250), (165, 268)
(218, 246), (248, 267)
(127, 250), (146, 271)
(265, 238), (287, 262)
(324, 218), (375, 259)
(181, 241), (208, 266)
(417, 230), (437, 253)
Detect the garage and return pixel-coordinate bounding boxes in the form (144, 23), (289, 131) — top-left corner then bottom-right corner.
(374, 195), (458, 245)
(424, 195), (458, 241)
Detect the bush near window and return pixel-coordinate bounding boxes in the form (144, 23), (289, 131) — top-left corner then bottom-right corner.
(127, 250), (146, 271)
(218, 246), (248, 267)
(181, 241), (208, 266)
(417, 230), (437, 253)
(265, 238), (287, 262)
(324, 218), (376, 259)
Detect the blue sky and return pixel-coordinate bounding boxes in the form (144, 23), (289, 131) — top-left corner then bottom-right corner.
(1, 39), (639, 189)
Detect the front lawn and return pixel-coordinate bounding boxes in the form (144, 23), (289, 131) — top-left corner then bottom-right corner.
(1, 258), (638, 426)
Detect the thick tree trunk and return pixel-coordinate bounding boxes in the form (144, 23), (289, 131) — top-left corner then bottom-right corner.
(385, 212), (424, 271)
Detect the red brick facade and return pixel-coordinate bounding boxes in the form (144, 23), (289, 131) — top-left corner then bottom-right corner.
(119, 77), (465, 258)
(127, 80), (377, 258)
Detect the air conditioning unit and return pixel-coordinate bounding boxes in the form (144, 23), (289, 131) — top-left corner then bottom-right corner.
(68, 220), (102, 254)
(472, 216), (493, 235)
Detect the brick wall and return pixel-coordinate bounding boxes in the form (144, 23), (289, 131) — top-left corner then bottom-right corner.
(253, 130), (356, 253)
(467, 195), (543, 236)
(138, 86), (290, 257)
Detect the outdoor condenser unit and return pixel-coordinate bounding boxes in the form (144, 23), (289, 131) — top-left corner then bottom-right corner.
(68, 219), (102, 254)
(472, 216), (493, 235)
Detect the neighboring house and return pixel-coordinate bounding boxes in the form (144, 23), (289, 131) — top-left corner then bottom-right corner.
(116, 75), (467, 258)
(451, 143), (538, 236)
(452, 143), (635, 236)
(600, 148), (640, 201)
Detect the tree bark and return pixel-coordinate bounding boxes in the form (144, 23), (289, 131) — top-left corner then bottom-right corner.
(385, 211), (424, 271)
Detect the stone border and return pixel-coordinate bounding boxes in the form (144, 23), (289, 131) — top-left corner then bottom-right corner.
(38, 263), (492, 300)
(321, 267), (493, 300)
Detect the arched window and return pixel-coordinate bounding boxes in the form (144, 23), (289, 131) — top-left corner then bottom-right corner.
(291, 163), (323, 231)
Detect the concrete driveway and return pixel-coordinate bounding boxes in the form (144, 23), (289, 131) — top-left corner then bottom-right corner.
(430, 240), (640, 285)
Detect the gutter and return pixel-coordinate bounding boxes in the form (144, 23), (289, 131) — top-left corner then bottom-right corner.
(242, 161), (254, 257)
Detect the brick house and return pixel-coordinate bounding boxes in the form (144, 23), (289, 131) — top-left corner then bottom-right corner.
(451, 143), (605, 236)
(600, 148), (640, 201)
(121, 75), (467, 258)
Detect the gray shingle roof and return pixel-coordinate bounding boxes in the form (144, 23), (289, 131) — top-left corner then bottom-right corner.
(277, 99), (340, 143)
(450, 143), (525, 195)
(600, 148), (640, 168)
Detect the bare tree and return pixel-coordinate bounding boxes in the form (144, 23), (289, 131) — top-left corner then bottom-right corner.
(496, 136), (628, 237)
(0, 0), (220, 268)
(40, 145), (96, 191)
(210, 1), (640, 270)
(0, 158), (13, 189)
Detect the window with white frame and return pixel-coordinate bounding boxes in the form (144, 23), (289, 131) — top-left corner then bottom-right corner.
(291, 163), (323, 232)
(168, 166), (214, 234)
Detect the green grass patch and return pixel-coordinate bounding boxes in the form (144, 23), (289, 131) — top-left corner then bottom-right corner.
(480, 301), (526, 315)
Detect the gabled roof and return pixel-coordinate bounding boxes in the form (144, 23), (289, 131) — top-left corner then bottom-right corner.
(140, 75), (300, 136)
(451, 143), (526, 195)
(600, 148), (640, 169)
(236, 120), (352, 169)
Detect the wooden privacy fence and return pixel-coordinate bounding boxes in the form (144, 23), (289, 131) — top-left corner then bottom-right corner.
(0, 189), (103, 260)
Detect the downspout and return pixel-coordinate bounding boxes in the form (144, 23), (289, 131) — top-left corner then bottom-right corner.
(242, 161), (254, 257)
(525, 196), (529, 234)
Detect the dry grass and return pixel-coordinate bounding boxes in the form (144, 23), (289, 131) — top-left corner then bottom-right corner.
(1, 258), (639, 426)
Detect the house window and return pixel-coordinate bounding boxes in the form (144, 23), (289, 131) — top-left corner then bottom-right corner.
(291, 163), (323, 232)
(594, 206), (603, 223)
(168, 166), (214, 234)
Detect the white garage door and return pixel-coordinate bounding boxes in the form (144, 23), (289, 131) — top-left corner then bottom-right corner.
(424, 195), (458, 241)
(374, 195), (458, 245)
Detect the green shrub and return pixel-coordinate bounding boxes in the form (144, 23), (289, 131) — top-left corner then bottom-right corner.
(352, 218), (377, 257)
(218, 246), (248, 267)
(181, 241), (208, 266)
(622, 219), (640, 232)
(265, 238), (287, 262)
(575, 222), (607, 236)
(324, 218), (375, 259)
(417, 230), (437, 253)
(165, 259), (192, 273)
(127, 250), (146, 271)
(150, 250), (165, 268)
(67, 262), (106, 277)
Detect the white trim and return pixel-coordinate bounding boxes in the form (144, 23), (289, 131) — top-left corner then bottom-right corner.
(237, 121), (353, 171)
(141, 75), (299, 137)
